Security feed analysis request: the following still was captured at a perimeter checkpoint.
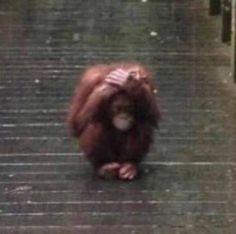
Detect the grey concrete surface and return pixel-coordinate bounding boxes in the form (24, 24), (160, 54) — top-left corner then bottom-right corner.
(0, 0), (236, 233)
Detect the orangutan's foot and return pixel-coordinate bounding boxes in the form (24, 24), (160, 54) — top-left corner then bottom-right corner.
(97, 162), (121, 179)
(119, 162), (138, 180)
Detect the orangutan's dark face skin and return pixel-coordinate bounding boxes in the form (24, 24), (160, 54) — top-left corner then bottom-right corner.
(110, 94), (134, 132)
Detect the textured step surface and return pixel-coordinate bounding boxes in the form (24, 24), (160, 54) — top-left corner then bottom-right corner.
(0, 0), (236, 233)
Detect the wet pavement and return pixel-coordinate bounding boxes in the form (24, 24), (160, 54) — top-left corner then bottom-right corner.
(0, 0), (236, 233)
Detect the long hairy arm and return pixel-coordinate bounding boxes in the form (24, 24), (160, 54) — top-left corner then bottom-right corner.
(72, 83), (119, 136)
(67, 64), (108, 136)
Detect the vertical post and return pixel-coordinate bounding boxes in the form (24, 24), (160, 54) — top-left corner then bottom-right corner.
(222, 0), (232, 42)
(209, 0), (221, 15)
(232, 0), (236, 82)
